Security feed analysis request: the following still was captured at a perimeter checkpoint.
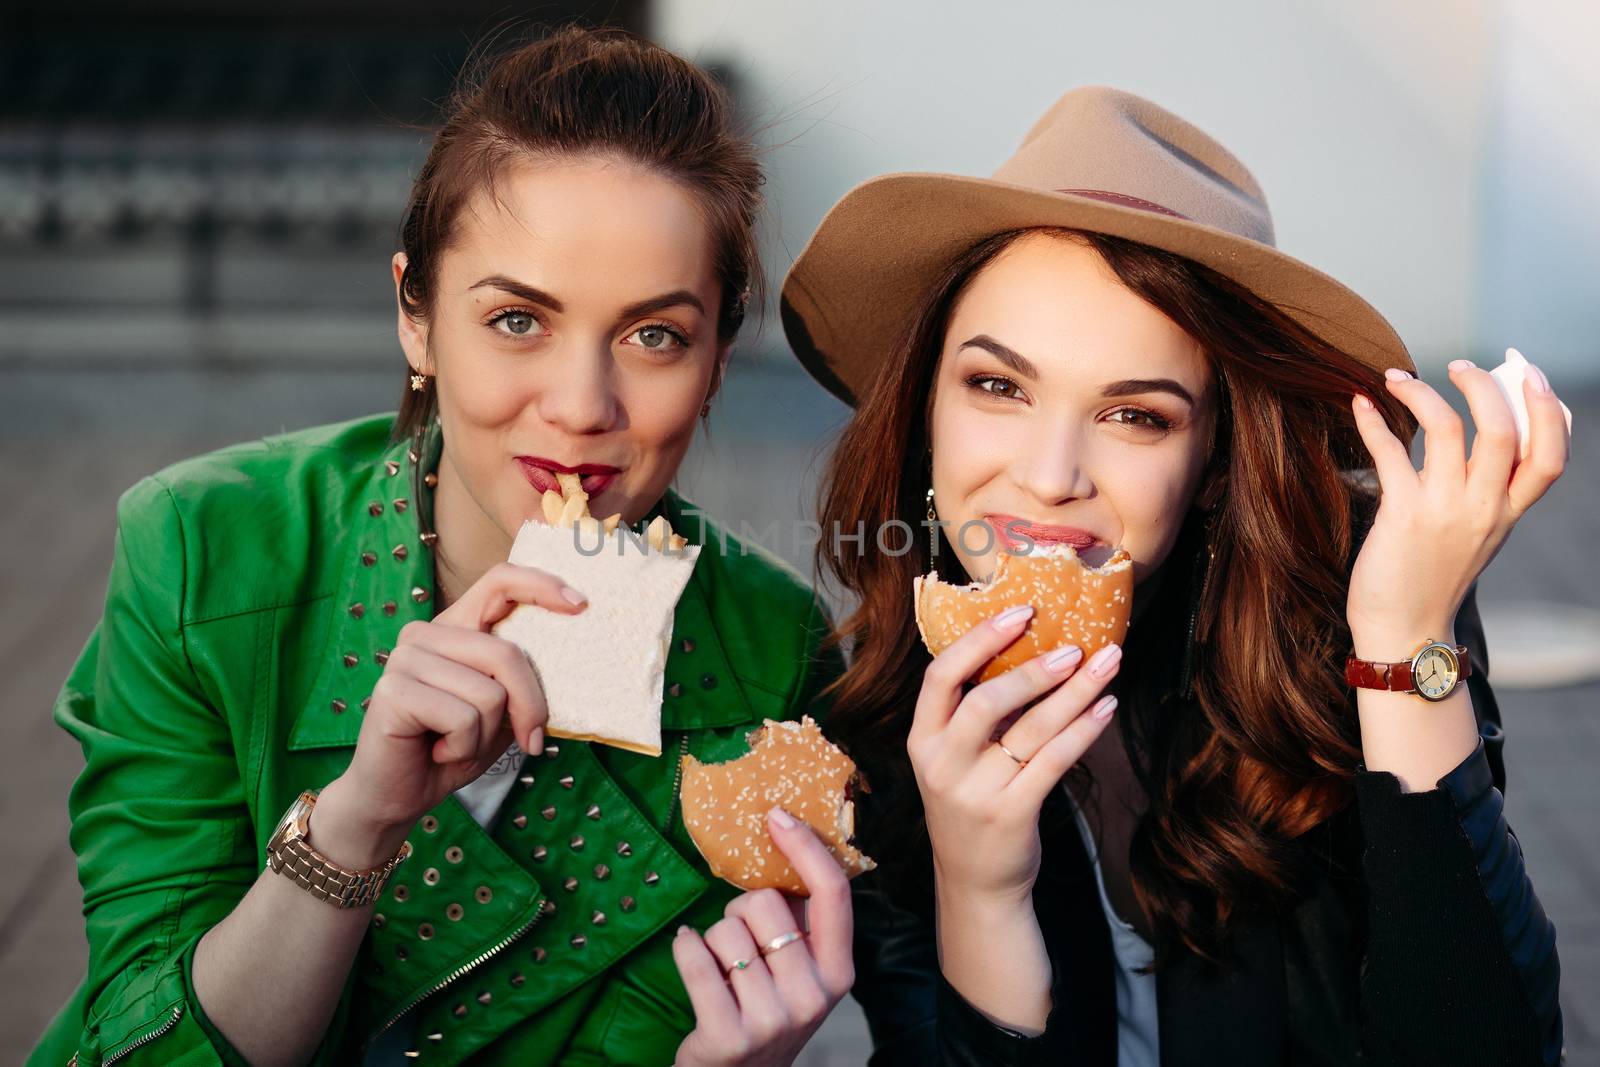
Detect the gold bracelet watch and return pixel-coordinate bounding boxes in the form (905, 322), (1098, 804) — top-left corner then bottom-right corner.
(265, 790), (412, 908)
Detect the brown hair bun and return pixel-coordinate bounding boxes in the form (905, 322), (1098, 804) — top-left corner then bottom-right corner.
(914, 545), (1134, 683)
(679, 716), (876, 896)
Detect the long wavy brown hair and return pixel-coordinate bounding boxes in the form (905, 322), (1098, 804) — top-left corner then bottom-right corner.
(815, 227), (1417, 965)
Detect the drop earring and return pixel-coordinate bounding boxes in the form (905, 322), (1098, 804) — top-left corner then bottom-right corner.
(410, 373), (428, 392)
(1176, 510), (1218, 703)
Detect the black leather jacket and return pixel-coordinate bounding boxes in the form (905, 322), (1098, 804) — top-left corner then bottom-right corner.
(849, 590), (1563, 1065)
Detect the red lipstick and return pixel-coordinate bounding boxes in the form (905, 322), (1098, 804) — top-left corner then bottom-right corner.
(984, 513), (1103, 553)
(516, 456), (621, 498)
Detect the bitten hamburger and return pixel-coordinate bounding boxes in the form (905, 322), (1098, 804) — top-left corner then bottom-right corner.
(914, 543), (1133, 683)
(680, 716), (875, 896)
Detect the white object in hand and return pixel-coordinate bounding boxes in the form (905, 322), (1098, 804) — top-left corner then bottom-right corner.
(493, 520), (700, 757)
(1488, 348), (1573, 463)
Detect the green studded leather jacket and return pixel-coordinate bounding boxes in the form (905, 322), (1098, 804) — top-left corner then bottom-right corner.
(30, 414), (843, 1067)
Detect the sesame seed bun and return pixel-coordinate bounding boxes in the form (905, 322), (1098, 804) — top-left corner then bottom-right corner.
(679, 716), (876, 896)
(914, 544), (1133, 683)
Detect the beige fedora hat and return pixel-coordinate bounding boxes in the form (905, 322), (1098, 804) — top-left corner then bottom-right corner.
(781, 86), (1412, 406)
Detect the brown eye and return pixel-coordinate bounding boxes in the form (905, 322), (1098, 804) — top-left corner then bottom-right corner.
(1109, 407), (1172, 431)
(969, 375), (1020, 399)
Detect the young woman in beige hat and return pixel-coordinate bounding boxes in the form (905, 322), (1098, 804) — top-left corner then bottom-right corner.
(786, 87), (1567, 1064)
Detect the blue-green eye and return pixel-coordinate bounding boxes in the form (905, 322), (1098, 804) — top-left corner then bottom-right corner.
(499, 312), (536, 336)
(627, 323), (689, 351)
(489, 309), (540, 337)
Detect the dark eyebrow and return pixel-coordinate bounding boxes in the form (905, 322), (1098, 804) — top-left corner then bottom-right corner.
(470, 276), (564, 312)
(959, 335), (1039, 380)
(618, 290), (705, 320)
(961, 334), (1198, 407)
(469, 278), (705, 322)
(1101, 378), (1197, 407)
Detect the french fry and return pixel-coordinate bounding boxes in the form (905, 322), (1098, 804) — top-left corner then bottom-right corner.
(645, 515), (668, 552)
(555, 472), (585, 501)
(558, 493), (587, 528)
(536, 469), (683, 551)
(541, 489), (565, 525)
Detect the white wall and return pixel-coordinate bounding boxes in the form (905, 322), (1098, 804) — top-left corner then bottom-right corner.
(1478, 1), (1600, 381)
(655, 0), (1599, 382)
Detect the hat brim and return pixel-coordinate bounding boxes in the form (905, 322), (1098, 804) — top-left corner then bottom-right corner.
(781, 173), (1411, 407)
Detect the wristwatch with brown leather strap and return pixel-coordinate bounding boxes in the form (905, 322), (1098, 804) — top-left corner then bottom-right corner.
(266, 790), (412, 908)
(1345, 640), (1472, 702)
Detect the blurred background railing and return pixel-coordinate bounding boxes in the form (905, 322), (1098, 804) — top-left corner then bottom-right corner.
(2, 2), (1595, 1063)
(0, 2), (641, 370)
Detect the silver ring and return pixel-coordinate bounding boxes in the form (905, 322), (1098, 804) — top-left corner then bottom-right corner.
(760, 930), (804, 957)
(997, 741), (1028, 768)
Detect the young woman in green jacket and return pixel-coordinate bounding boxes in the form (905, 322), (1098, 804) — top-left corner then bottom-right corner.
(32, 27), (854, 1067)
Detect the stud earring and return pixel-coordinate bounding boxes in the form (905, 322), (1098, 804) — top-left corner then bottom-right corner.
(410, 373), (428, 392)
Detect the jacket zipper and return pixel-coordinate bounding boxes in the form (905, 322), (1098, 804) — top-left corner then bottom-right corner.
(100, 1003), (183, 1066)
(662, 733), (691, 833)
(362, 898), (550, 1050)
(362, 732), (692, 1050)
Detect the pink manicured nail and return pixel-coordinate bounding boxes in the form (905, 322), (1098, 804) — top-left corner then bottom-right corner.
(1087, 643), (1122, 677)
(1353, 394), (1374, 412)
(1384, 368), (1412, 382)
(1528, 363), (1552, 395)
(1091, 695), (1118, 721)
(768, 806), (796, 829)
(1045, 646), (1083, 673)
(993, 605), (1034, 630)
(526, 726), (544, 755)
(1448, 359), (1475, 372)
(561, 585), (588, 606)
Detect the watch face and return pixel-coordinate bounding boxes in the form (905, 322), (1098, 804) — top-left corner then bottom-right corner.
(269, 805), (297, 849)
(270, 792), (314, 847)
(1413, 646), (1459, 701)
